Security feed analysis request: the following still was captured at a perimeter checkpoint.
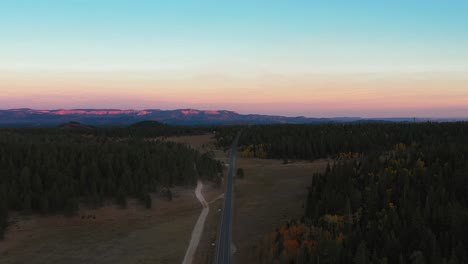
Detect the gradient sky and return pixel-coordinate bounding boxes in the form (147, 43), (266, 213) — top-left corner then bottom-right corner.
(1, 0), (467, 117)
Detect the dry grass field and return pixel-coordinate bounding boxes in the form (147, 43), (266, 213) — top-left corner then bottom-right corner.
(164, 134), (215, 151)
(0, 187), (202, 264)
(192, 193), (224, 264)
(232, 158), (330, 264)
(0, 134), (328, 264)
(164, 134), (228, 164)
(0, 134), (224, 264)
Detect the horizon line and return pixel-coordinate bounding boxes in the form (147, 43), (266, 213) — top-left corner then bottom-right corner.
(1, 108), (467, 120)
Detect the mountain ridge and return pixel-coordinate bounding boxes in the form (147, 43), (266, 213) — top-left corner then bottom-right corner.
(0, 108), (466, 127)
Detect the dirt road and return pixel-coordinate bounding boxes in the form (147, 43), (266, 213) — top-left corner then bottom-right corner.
(182, 181), (209, 264)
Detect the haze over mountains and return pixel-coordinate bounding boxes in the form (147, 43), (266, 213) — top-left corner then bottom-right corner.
(0, 108), (466, 127)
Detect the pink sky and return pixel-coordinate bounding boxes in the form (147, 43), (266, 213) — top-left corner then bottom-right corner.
(1, 70), (467, 118)
(2, 1), (468, 118)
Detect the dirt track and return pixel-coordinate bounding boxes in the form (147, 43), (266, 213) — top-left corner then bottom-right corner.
(182, 181), (210, 264)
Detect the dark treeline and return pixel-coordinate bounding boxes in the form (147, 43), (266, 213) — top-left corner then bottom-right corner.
(216, 123), (468, 160)
(62, 120), (213, 138)
(3, 120), (213, 139)
(0, 129), (223, 238)
(236, 122), (468, 263)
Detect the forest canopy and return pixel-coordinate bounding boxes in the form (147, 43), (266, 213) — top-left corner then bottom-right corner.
(0, 128), (222, 238)
(221, 122), (468, 263)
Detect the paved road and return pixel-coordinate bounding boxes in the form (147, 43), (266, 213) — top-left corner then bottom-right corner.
(215, 132), (241, 264)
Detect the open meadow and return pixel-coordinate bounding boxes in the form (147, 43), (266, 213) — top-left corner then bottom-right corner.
(0, 134), (224, 264)
(232, 158), (329, 263)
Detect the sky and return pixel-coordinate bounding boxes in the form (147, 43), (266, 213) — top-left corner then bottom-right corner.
(1, 0), (467, 117)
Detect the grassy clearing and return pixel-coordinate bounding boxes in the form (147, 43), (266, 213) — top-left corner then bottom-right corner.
(164, 134), (228, 164)
(192, 191), (224, 264)
(0, 188), (201, 264)
(0, 134), (325, 264)
(232, 158), (329, 263)
(0, 134), (224, 264)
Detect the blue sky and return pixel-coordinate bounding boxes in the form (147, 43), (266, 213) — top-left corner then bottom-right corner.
(1, 1), (467, 117)
(2, 0), (467, 71)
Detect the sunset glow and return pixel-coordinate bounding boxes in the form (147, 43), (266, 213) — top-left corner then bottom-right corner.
(1, 1), (467, 117)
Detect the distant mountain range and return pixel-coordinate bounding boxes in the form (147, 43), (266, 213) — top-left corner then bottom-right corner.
(0, 108), (466, 127)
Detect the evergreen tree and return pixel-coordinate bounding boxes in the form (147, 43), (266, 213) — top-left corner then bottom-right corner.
(0, 184), (8, 238)
(354, 241), (370, 264)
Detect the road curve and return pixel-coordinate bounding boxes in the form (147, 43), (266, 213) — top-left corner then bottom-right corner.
(215, 132), (241, 264)
(182, 181), (209, 264)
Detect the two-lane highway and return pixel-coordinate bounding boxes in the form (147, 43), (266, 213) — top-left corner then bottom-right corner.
(215, 132), (241, 264)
